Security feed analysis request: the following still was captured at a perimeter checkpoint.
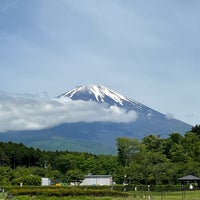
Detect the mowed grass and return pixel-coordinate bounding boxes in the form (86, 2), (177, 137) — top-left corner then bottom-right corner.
(5, 190), (200, 200)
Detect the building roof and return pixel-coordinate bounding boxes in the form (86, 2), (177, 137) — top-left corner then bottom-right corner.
(178, 175), (200, 181)
(85, 175), (112, 178)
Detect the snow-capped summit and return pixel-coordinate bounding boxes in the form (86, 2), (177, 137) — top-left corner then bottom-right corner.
(59, 85), (127, 104)
(58, 85), (143, 110)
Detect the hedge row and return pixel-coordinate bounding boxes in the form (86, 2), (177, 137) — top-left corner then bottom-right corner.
(8, 187), (128, 197)
(4, 184), (183, 194)
(77, 185), (181, 192)
(113, 185), (181, 192)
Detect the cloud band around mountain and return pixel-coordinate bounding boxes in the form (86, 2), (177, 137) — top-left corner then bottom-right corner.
(0, 95), (138, 132)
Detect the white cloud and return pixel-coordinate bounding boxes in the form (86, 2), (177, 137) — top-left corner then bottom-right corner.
(0, 94), (138, 132)
(147, 112), (153, 119)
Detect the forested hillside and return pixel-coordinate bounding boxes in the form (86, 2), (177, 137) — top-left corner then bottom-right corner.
(0, 125), (200, 186)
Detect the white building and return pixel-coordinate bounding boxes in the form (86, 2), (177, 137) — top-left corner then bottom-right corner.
(80, 175), (112, 186)
(41, 178), (51, 186)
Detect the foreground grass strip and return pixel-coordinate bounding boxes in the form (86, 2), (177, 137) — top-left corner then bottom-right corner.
(8, 193), (200, 200)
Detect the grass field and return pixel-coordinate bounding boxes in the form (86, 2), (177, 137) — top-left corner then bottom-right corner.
(1, 190), (200, 200)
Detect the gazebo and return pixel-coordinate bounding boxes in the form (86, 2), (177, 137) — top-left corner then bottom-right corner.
(178, 175), (200, 190)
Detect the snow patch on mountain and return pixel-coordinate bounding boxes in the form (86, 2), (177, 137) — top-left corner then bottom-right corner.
(59, 85), (143, 109)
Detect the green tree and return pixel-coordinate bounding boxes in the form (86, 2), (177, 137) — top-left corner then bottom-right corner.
(116, 137), (141, 166)
(161, 133), (184, 160)
(12, 175), (41, 186)
(53, 154), (72, 174)
(0, 166), (13, 185)
(142, 134), (163, 152)
(0, 147), (10, 166)
(183, 132), (200, 161)
(112, 165), (125, 184)
(66, 169), (84, 184)
(190, 124), (200, 138)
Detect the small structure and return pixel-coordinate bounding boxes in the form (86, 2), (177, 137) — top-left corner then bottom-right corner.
(80, 175), (112, 186)
(178, 175), (200, 190)
(41, 177), (51, 186)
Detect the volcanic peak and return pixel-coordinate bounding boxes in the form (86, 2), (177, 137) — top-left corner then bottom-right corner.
(58, 85), (133, 105)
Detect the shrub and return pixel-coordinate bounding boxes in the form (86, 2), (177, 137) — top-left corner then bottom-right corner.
(7, 187), (128, 197)
(11, 175), (41, 186)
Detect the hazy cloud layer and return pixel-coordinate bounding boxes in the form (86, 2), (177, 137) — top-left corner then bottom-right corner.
(0, 95), (138, 132)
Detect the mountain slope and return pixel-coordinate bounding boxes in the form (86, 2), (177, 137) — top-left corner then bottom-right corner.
(0, 85), (192, 154)
(58, 85), (191, 131)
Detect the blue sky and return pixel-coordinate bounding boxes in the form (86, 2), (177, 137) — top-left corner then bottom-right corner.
(0, 0), (200, 126)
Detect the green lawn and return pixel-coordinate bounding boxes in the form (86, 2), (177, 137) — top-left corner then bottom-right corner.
(2, 190), (200, 200)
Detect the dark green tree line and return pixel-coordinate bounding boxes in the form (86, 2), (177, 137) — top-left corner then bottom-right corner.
(116, 125), (200, 185)
(0, 125), (200, 186)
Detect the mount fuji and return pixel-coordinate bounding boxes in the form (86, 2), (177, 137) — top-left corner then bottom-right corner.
(0, 85), (192, 154)
(58, 85), (144, 110)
